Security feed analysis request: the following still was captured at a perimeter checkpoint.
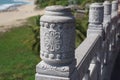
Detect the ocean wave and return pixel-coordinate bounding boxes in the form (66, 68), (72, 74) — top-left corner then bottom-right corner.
(13, 0), (33, 4)
(13, 0), (24, 1)
(0, 0), (31, 11)
(13, 0), (29, 2)
(0, 3), (23, 11)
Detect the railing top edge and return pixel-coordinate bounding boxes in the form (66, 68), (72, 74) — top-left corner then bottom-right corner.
(75, 34), (101, 67)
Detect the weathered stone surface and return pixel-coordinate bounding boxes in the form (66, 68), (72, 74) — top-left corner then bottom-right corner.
(89, 3), (103, 24)
(87, 3), (104, 37)
(35, 73), (70, 80)
(40, 22), (75, 65)
(41, 6), (75, 23)
(112, 0), (118, 12)
(103, 1), (111, 15)
(40, 6), (75, 65)
(103, 1), (111, 23)
(36, 5), (77, 80)
(36, 61), (76, 77)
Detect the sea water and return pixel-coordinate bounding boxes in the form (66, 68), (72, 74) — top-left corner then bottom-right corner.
(0, 0), (30, 11)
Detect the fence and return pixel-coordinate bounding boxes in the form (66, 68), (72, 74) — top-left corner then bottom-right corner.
(35, 0), (120, 80)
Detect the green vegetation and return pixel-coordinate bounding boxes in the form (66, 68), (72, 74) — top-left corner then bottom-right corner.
(0, 14), (87, 79)
(35, 0), (68, 8)
(27, 15), (40, 54)
(0, 26), (40, 80)
(75, 15), (88, 46)
(35, 0), (105, 9)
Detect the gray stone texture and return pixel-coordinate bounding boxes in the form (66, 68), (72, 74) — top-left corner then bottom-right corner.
(35, 1), (120, 80)
(112, 0), (118, 12)
(36, 6), (77, 80)
(103, 1), (111, 23)
(87, 3), (104, 37)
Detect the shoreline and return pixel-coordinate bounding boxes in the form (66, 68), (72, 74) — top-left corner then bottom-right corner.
(0, 0), (34, 12)
(0, 0), (44, 31)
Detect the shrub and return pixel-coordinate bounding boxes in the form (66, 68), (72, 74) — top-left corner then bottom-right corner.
(27, 15), (40, 54)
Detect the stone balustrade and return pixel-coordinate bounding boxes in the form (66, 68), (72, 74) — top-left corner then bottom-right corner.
(35, 0), (120, 80)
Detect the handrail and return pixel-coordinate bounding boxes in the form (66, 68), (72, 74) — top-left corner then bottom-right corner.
(76, 35), (100, 66)
(75, 34), (101, 80)
(35, 0), (120, 80)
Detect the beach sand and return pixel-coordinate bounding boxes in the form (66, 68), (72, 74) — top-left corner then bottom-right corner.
(0, 0), (44, 27)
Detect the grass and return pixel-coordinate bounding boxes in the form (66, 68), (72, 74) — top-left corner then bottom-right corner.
(0, 26), (40, 80)
(0, 13), (88, 79)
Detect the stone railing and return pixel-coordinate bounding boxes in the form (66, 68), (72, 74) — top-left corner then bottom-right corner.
(35, 0), (120, 80)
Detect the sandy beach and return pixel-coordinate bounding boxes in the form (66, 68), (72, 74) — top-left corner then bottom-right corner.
(0, 0), (44, 27)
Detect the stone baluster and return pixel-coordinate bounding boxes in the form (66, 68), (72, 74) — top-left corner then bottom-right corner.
(116, 0), (119, 52)
(87, 3), (104, 80)
(103, 0), (111, 64)
(87, 3), (104, 36)
(113, 0), (120, 53)
(112, 0), (118, 14)
(87, 3), (104, 60)
(103, 1), (111, 23)
(110, 0), (118, 54)
(35, 6), (77, 80)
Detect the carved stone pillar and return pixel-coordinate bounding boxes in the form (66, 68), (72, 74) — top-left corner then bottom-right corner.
(87, 3), (104, 37)
(87, 3), (104, 80)
(111, 0), (118, 53)
(103, 1), (111, 65)
(35, 6), (76, 80)
(103, 1), (111, 32)
(112, 0), (118, 13)
(103, 1), (111, 23)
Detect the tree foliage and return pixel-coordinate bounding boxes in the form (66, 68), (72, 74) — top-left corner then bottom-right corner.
(35, 0), (106, 8)
(32, 0), (106, 53)
(35, 0), (69, 8)
(27, 15), (40, 54)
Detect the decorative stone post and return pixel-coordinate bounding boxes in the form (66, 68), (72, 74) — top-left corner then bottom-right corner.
(111, 0), (118, 53)
(103, 1), (111, 23)
(112, 0), (118, 13)
(103, 1), (111, 65)
(35, 6), (76, 80)
(87, 3), (104, 80)
(87, 3), (104, 37)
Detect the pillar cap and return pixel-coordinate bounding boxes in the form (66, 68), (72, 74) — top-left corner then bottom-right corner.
(112, 0), (118, 4)
(103, 1), (111, 15)
(41, 5), (75, 23)
(45, 5), (71, 12)
(103, 1), (111, 5)
(90, 3), (103, 8)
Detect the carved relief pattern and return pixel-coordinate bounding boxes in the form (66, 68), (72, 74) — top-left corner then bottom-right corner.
(40, 22), (63, 53)
(40, 22), (75, 64)
(39, 61), (69, 72)
(89, 7), (103, 24)
(36, 6), (76, 78)
(44, 31), (61, 52)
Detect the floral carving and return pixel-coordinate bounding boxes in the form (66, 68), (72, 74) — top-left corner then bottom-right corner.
(44, 31), (62, 52)
(39, 61), (69, 72)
